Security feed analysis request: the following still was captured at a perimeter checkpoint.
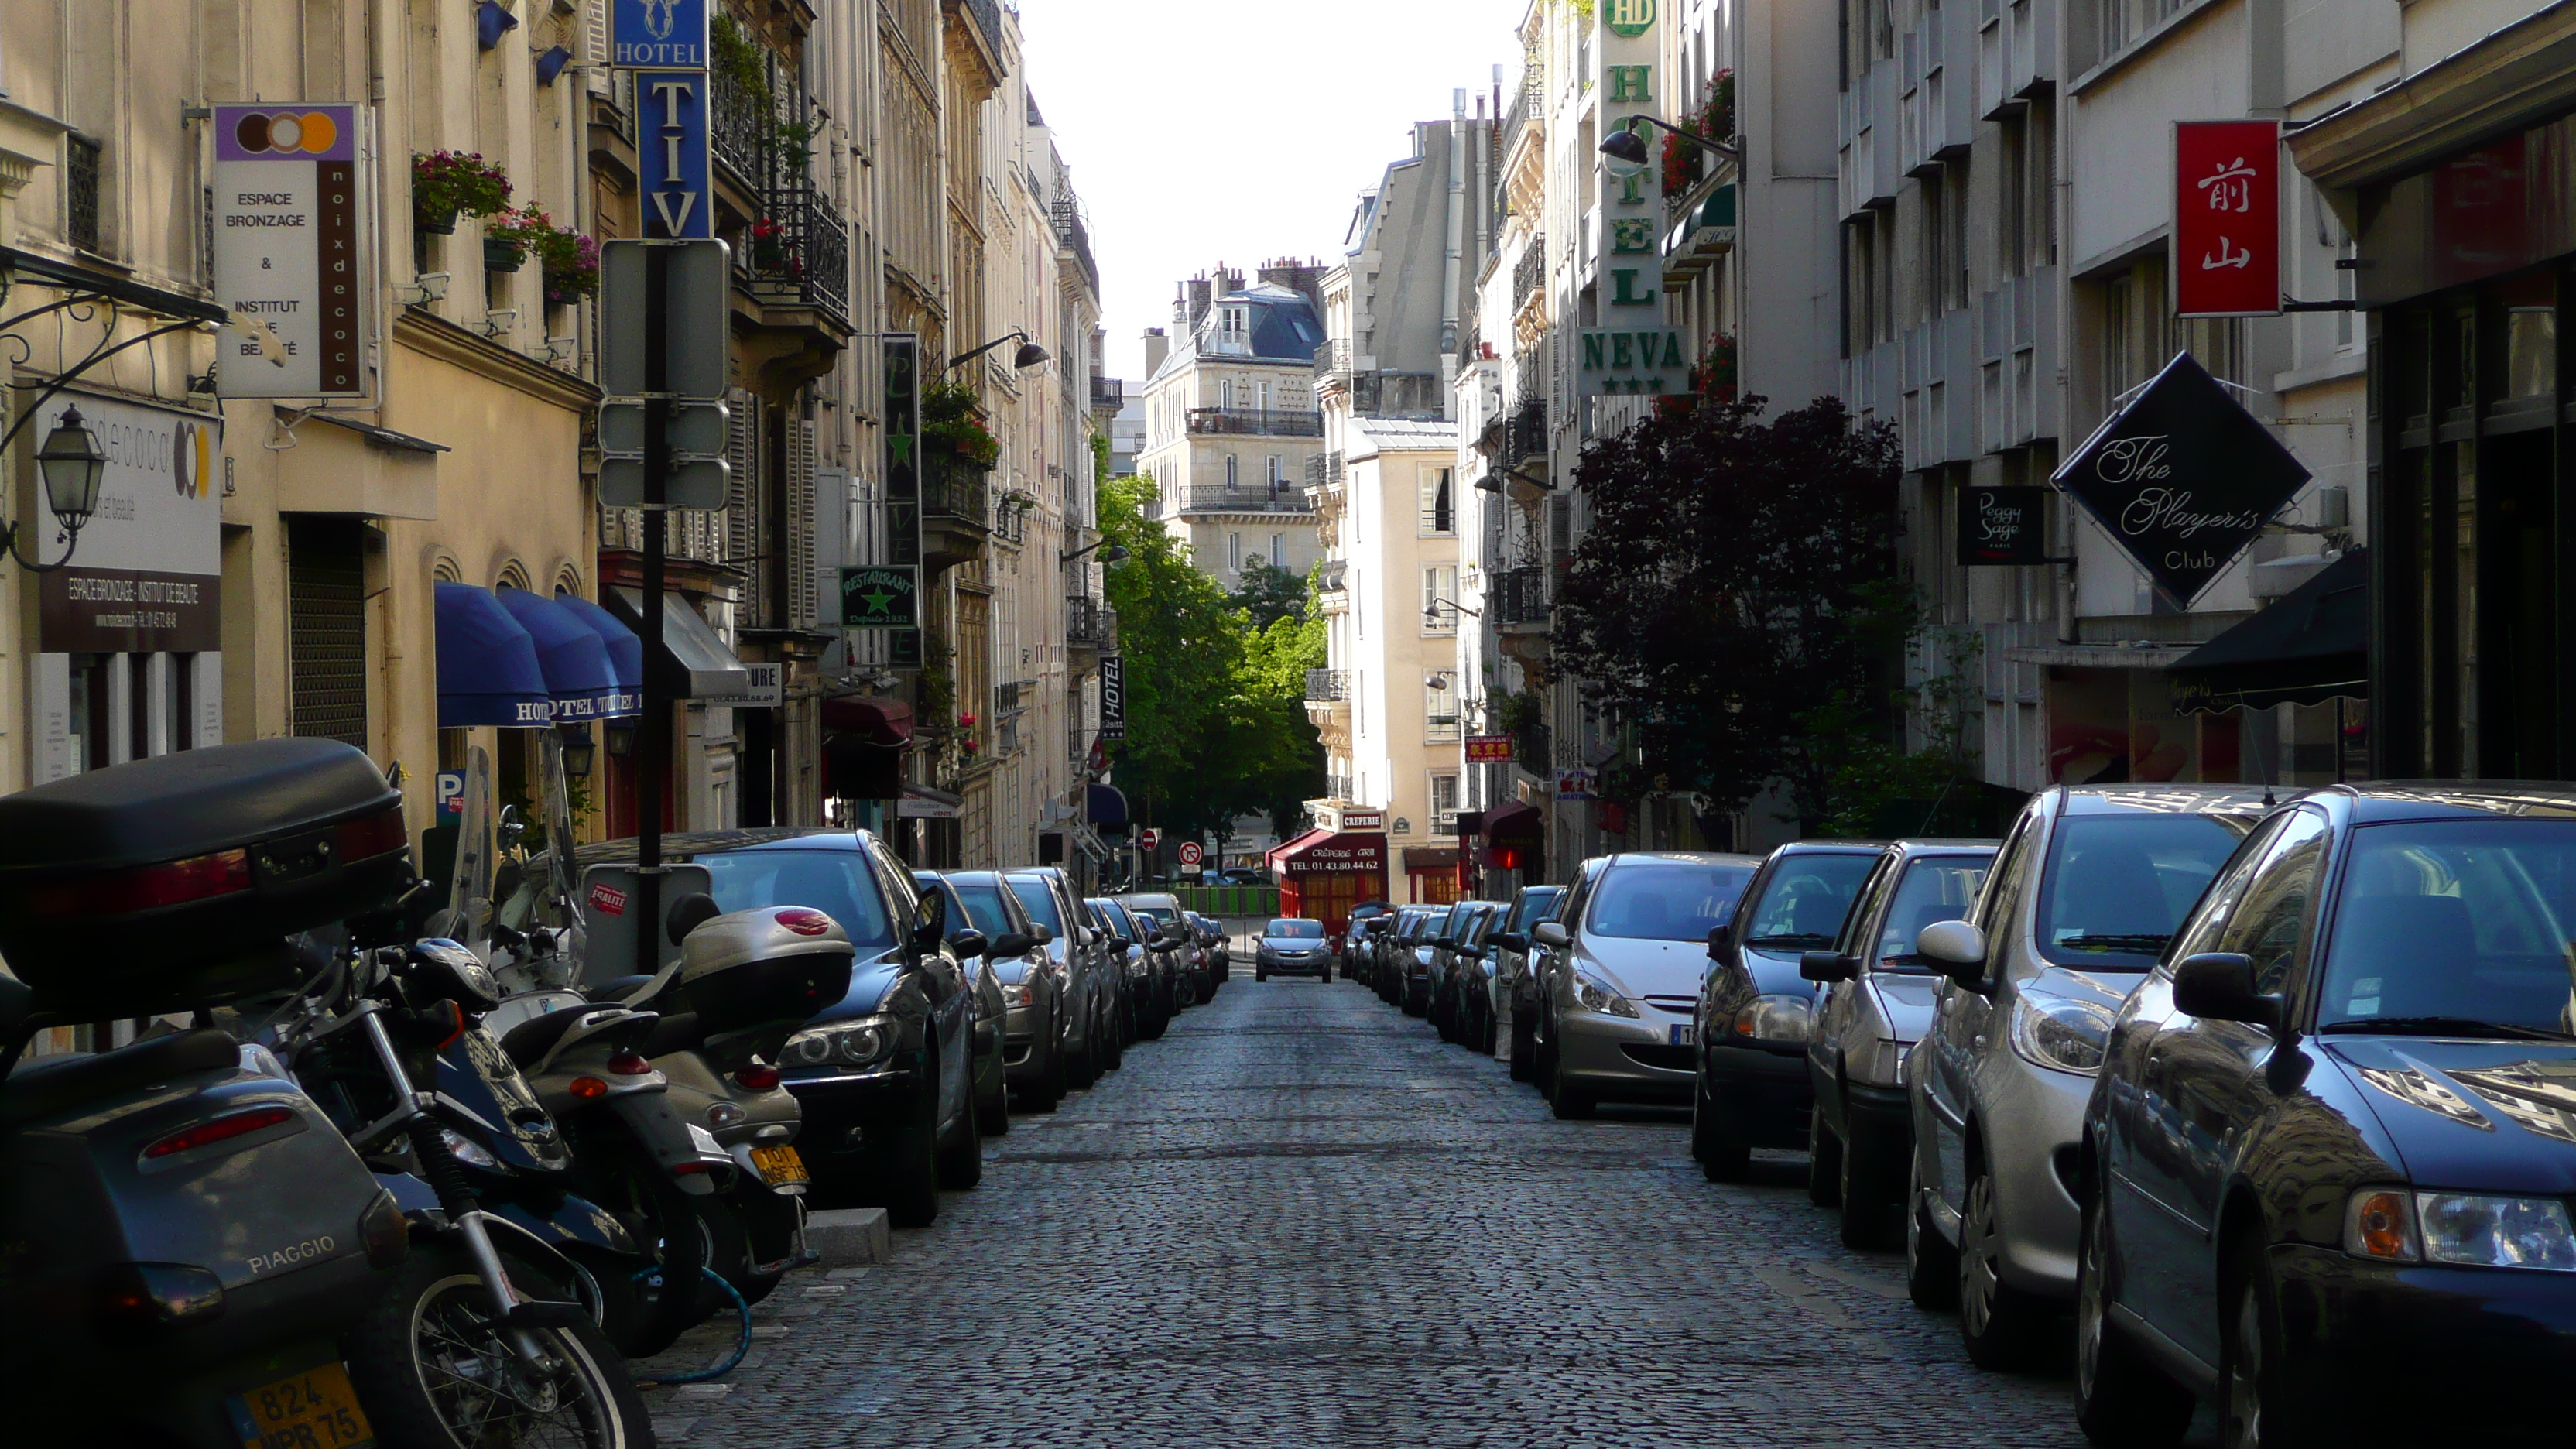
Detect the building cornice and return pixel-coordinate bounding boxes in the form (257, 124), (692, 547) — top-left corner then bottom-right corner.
(393, 307), (602, 413)
(2289, 0), (2576, 191)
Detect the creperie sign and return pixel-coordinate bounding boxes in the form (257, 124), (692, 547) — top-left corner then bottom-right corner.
(2174, 120), (2281, 318)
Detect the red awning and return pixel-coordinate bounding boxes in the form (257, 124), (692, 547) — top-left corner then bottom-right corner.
(821, 694), (914, 745)
(1482, 798), (1543, 841)
(1265, 828), (1327, 874)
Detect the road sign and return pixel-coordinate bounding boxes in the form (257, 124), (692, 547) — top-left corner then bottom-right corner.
(601, 398), (728, 455)
(599, 456), (728, 509)
(1177, 841), (1204, 866)
(841, 565), (922, 629)
(610, 0), (710, 66)
(1138, 827), (1161, 852)
(599, 240), (730, 398)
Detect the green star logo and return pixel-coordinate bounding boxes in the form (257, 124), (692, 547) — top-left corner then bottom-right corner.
(859, 585), (896, 616)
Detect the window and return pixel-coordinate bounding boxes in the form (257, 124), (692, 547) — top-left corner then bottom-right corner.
(1269, 533), (1284, 567)
(1422, 565), (1458, 632)
(2217, 810), (2328, 995)
(1426, 670), (1460, 739)
(1266, 454), (1282, 486)
(1225, 454), (1239, 488)
(1420, 467), (1455, 534)
(1430, 772), (1462, 832)
(1228, 532), (1242, 570)
(1258, 381), (1270, 411)
(66, 133), (101, 254)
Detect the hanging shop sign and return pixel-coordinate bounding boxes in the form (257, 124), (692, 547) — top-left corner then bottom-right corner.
(1577, 8), (1681, 402)
(2053, 351), (2309, 605)
(841, 565), (921, 630)
(1464, 735), (1516, 763)
(1098, 655), (1127, 740)
(213, 105), (366, 398)
(879, 334), (925, 668)
(700, 661), (783, 709)
(36, 392), (223, 653)
(610, 0), (710, 67)
(1956, 485), (2052, 567)
(2173, 121), (2282, 318)
(1554, 767), (1598, 801)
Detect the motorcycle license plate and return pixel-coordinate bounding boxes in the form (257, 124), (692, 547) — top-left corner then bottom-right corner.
(227, 1362), (374, 1449)
(751, 1143), (810, 1185)
(1669, 1023), (1697, 1047)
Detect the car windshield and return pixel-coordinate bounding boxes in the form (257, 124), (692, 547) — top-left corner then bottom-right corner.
(1588, 862), (1760, 941)
(2316, 820), (2576, 1040)
(1091, 903), (1135, 942)
(950, 880), (1017, 936)
(698, 849), (898, 951)
(2036, 814), (2252, 969)
(1005, 877), (1065, 933)
(1268, 920), (1325, 939)
(1873, 855), (1993, 970)
(1509, 887), (1565, 932)
(1740, 855), (1877, 951)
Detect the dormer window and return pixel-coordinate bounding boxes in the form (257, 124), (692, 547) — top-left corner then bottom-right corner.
(1217, 304), (1249, 348)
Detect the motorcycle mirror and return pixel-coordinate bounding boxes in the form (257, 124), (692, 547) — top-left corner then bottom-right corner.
(667, 892), (724, 946)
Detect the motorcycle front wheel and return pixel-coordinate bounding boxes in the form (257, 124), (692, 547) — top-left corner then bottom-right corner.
(346, 1241), (654, 1449)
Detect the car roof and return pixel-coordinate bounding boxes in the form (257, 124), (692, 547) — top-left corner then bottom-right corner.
(561, 827), (857, 866)
(1882, 838), (2000, 859)
(1763, 841), (1886, 858)
(2321, 781), (2576, 824)
(1599, 851), (1768, 868)
(2054, 784), (2278, 817)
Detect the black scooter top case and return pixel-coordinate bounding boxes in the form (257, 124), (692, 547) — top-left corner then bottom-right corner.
(0, 738), (411, 1015)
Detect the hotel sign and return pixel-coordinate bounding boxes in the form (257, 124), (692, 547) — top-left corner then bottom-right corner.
(1580, 5), (1682, 402)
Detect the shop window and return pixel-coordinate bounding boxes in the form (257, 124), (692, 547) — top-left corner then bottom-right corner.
(68, 653), (108, 773)
(128, 654), (151, 762)
(288, 517), (368, 748)
(169, 653), (195, 752)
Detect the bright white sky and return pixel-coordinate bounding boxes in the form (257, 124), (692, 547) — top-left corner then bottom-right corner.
(1016, 0), (1528, 384)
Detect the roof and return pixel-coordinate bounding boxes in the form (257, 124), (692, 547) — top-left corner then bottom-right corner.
(1347, 416), (1458, 455)
(1149, 283), (1327, 383)
(1603, 851), (1769, 868)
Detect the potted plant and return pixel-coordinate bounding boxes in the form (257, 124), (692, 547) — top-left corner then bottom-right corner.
(923, 379), (1000, 470)
(412, 150), (510, 235)
(482, 204), (553, 273)
(533, 226), (600, 307)
(749, 216), (796, 274)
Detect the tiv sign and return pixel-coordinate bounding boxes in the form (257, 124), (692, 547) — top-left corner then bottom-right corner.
(609, 0), (711, 239)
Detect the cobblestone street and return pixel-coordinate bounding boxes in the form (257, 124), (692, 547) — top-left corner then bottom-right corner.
(642, 973), (2106, 1447)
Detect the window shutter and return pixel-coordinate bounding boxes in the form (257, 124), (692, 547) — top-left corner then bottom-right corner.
(788, 418), (819, 628)
(287, 518), (368, 748)
(726, 387), (759, 576)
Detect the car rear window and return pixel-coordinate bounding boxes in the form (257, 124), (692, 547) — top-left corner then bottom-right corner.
(1509, 887), (1565, 932)
(1873, 855), (1992, 970)
(699, 850), (897, 951)
(951, 880), (1018, 936)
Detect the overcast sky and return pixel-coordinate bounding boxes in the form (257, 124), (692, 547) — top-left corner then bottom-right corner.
(1016, 0), (1527, 384)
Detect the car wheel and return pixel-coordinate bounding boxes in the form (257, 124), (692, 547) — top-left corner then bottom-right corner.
(1547, 1048), (1595, 1119)
(2074, 1181), (2194, 1446)
(1692, 1071), (1750, 1181)
(1838, 1115), (1899, 1251)
(976, 1052), (1009, 1137)
(2219, 1233), (2314, 1449)
(1036, 1020), (1070, 1110)
(880, 1054), (941, 1229)
(1508, 1008), (1536, 1082)
(1256, 968), (1269, 982)
(1958, 1150), (2047, 1369)
(1319, 964), (1331, 985)
(1807, 1106), (1844, 1208)
(1906, 1150), (1960, 1311)
(935, 1071), (985, 1190)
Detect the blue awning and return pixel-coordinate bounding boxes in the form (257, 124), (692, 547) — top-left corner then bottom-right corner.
(435, 582), (553, 727)
(495, 587), (625, 723)
(545, 590), (644, 718)
(1087, 783), (1129, 828)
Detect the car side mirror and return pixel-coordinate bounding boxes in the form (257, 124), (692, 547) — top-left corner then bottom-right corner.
(950, 927), (988, 959)
(1915, 920), (1989, 988)
(1081, 926), (1101, 947)
(2172, 952), (2283, 1031)
(1160, 924), (1188, 946)
(910, 889), (948, 952)
(1495, 930), (1527, 952)
(991, 930), (1036, 958)
(1532, 921), (1571, 950)
(1800, 950), (1858, 984)
(1706, 923), (1732, 957)
(1030, 924), (1055, 945)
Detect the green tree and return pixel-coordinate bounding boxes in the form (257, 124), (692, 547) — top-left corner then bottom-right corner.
(1228, 560), (1308, 629)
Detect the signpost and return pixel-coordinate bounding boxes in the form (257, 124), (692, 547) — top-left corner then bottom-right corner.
(213, 104), (367, 398)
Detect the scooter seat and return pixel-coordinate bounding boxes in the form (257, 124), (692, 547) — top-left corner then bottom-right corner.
(0, 1029), (242, 1126)
(497, 1008), (587, 1068)
(639, 1011), (704, 1057)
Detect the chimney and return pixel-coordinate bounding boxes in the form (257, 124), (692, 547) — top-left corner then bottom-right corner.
(1186, 276), (1214, 327)
(1258, 259), (1326, 312)
(1216, 265), (1245, 297)
(1142, 327), (1169, 375)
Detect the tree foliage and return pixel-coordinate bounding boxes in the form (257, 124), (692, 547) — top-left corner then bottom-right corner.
(1548, 394), (1909, 830)
(1228, 560), (1307, 630)
(1098, 477), (1325, 840)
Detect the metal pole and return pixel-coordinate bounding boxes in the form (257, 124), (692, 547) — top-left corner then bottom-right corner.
(635, 244), (673, 975)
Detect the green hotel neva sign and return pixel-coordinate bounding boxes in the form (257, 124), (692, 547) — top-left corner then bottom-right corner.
(1605, 0), (1656, 38)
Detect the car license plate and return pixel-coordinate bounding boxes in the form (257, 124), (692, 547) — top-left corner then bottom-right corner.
(1669, 1023), (1697, 1047)
(228, 1362), (374, 1449)
(751, 1143), (810, 1185)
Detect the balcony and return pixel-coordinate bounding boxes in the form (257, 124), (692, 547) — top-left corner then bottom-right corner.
(738, 183), (851, 330)
(1304, 669), (1351, 703)
(923, 458), (992, 570)
(1503, 399), (1547, 466)
(710, 65), (771, 192)
(1068, 594), (1105, 648)
(1427, 714), (1464, 744)
(1501, 83), (1537, 172)
(1052, 194), (1100, 293)
(1090, 374), (1123, 411)
(1513, 237), (1547, 318)
(1493, 566), (1550, 628)
(1303, 451), (1345, 492)
(992, 680), (1029, 718)
(1323, 774), (1357, 805)
(1187, 406), (1324, 438)
(1314, 559), (1348, 593)
(1174, 481), (1314, 516)
(1313, 339), (1351, 386)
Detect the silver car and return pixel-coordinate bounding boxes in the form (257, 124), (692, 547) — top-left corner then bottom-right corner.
(1008, 868), (1123, 1080)
(924, 870), (1067, 1111)
(1904, 785), (2271, 1368)
(1535, 852), (1762, 1117)
(1800, 841), (1994, 1248)
(1489, 884), (1566, 1074)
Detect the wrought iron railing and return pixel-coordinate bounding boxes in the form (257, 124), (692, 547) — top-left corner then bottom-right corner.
(992, 680), (1029, 718)
(1513, 237), (1547, 315)
(66, 135), (101, 253)
(1501, 82), (1536, 163)
(1177, 482), (1313, 515)
(1504, 399), (1547, 464)
(1427, 714), (1464, 743)
(1312, 339), (1351, 382)
(710, 65), (769, 188)
(1493, 566), (1549, 625)
(1187, 407), (1324, 438)
(1090, 375), (1122, 409)
(1067, 595), (1105, 645)
(951, 0), (1008, 70)
(1051, 195), (1100, 291)
(924, 459), (991, 529)
(1303, 451), (1345, 490)
(1305, 669), (1351, 704)
(1324, 773), (1356, 803)
(740, 183), (850, 325)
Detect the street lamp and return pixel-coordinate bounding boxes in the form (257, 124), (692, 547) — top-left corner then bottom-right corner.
(948, 330), (1050, 372)
(1423, 597), (1483, 629)
(4, 403), (108, 573)
(1599, 115), (1740, 175)
(559, 724), (597, 779)
(1060, 538), (1130, 565)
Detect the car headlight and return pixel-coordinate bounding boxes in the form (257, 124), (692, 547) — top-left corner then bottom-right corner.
(783, 1016), (896, 1068)
(1729, 993), (1811, 1044)
(2346, 1188), (2576, 1270)
(2008, 992), (2116, 1075)
(438, 1127), (510, 1174)
(998, 981), (1037, 1008)
(1570, 970), (1641, 1018)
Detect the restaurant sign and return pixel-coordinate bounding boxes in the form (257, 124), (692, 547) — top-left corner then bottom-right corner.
(2053, 351), (2308, 605)
(36, 392), (224, 653)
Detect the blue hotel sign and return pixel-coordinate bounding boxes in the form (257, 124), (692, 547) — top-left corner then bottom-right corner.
(610, 0), (710, 67)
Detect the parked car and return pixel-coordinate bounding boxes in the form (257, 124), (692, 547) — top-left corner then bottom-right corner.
(1122, 894), (1207, 1006)
(1904, 784), (2271, 1368)
(1536, 853), (1762, 1118)
(1214, 867), (1268, 886)
(2066, 783), (2576, 1442)
(921, 870), (1067, 1113)
(1526, 858), (1614, 1083)
(1378, 906), (1437, 1005)
(1190, 912), (1232, 981)
(1436, 903), (1506, 1048)
(1008, 867), (1125, 1077)
(1343, 900), (1396, 985)
(911, 872), (1018, 1134)
(1492, 885), (1568, 1077)
(1422, 899), (1482, 1035)
(1800, 841), (1995, 1246)
(1255, 918), (1335, 981)
(1089, 897), (1170, 1040)
(656, 829), (981, 1228)
(1691, 841), (1889, 1175)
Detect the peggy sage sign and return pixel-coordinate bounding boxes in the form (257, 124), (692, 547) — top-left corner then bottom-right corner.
(2051, 351), (2308, 605)
(1956, 486), (2050, 567)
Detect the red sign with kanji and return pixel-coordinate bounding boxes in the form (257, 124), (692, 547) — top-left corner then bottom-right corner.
(2174, 121), (2281, 317)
